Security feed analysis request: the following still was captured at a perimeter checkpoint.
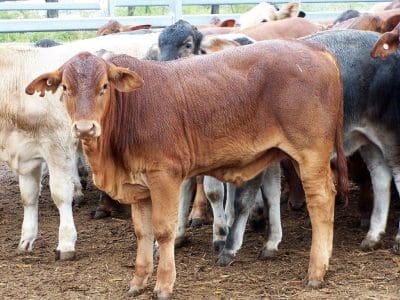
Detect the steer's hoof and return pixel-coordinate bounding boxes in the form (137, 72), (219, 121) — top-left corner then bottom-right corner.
(393, 239), (400, 255)
(128, 286), (145, 297)
(17, 240), (34, 253)
(216, 252), (234, 266)
(190, 218), (206, 228)
(258, 247), (278, 260)
(307, 279), (323, 289)
(16, 248), (29, 254)
(153, 290), (172, 300)
(213, 240), (225, 253)
(91, 208), (111, 219)
(360, 238), (381, 251)
(55, 250), (76, 261)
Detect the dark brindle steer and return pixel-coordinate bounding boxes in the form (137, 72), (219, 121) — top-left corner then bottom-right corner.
(26, 41), (347, 298)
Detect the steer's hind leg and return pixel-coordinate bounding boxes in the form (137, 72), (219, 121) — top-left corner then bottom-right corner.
(386, 154), (400, 254)
(259, 163), (282, 259)
(298, 155), (336, 289)
(225, 183), (235, 227)
(17, 163), (42, 253)
(217, 173), (264, 266)
(129, 198), (154, 296)
(359, 145), (391, 251)
(395, 220), (400, 255)
(203, 176), (227, 252)
(175, 178), (195, 247)
(188, 176), (210, 227)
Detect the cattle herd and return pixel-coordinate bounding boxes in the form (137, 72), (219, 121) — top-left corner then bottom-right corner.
(2, 0), (400, 298)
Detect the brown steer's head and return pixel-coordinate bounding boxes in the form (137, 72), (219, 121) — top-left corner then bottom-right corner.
(371, 24), (400, 59)
(25, 52), (143, 139)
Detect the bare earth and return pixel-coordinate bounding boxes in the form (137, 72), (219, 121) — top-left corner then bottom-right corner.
(1, 161), (400, 300)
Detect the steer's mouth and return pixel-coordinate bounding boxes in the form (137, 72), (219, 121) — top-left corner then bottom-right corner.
(72, 120), (101, 139)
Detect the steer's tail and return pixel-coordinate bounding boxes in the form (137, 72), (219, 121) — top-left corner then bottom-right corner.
(334, 101), (349, 205)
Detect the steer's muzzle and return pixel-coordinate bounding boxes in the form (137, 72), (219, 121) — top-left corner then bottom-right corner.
(72, 120), (100, 139)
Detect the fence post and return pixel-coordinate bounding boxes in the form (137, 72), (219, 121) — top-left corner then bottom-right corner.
(170, 0), (182, 23)
(104, 0), (113, 17)
(211, 5), (219, 14)
(45, 0), (58, 18)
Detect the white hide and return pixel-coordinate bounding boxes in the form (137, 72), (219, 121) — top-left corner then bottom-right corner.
(0, 32), (159, 256)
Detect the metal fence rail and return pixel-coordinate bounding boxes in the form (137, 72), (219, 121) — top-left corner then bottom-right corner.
(0, 2), (100, 11)
(0, 0), (392, 33)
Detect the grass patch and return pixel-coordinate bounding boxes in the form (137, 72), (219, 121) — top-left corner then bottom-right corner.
(0, 31), (95, 43)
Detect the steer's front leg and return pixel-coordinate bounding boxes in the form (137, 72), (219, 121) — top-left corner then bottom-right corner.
(17, 163), (42, 253)
(129, 198), (154, 296)
(41, 137), (79, 260)
(148, 174), (182, 299)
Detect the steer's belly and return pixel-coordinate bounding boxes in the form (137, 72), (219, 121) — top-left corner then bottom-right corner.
(0, 128), (43, 175)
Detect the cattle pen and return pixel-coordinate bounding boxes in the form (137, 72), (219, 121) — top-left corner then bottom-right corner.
(1, 0), (400, 299)
(0, 0), (394, 33)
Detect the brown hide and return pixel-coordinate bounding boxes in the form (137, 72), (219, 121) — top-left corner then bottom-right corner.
(241, 17), (320, 41)
(331, 11), (400, 33)
(26, 41), (346, 297)
(201, 17), (320, 41)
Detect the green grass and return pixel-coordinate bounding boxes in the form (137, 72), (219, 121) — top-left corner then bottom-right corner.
(0, 2), (384, 43)
(0, 31), (96, 43)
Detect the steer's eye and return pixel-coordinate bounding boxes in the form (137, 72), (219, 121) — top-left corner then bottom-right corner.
(61, 84), (67, 92)
(185, 42), (192, 49)
(99, 83), (108, 96)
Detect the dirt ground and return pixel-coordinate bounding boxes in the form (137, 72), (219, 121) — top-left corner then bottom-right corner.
(1, 161), (400, 300)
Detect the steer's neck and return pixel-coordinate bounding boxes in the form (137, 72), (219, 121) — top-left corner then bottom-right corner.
(80, 138), (116, 192)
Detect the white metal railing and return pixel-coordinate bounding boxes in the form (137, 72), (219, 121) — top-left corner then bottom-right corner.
(0, 0), (392, 33)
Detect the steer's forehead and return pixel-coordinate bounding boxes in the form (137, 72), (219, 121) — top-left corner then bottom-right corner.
(64, 52), (107, 84)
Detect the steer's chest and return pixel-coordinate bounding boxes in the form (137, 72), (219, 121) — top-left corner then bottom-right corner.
(92, 168), (150, 204)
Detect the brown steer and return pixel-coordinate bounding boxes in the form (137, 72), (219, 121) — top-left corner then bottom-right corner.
(371, 23), (400, 58)
(26, 41), (347, 298)
(200, 17), (321, 40)
(330, 12), (400, 33)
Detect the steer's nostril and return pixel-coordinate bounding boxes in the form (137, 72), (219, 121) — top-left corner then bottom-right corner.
(73, 121), (98, 138)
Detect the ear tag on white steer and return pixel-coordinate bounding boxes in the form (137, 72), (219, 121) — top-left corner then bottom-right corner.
(383, 43), (389, 50)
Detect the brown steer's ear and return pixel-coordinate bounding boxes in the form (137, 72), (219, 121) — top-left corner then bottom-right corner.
(25, 70), (62, 97)
(382, 15), (400, 33)
(371, 31), (400, 59)
(219, 19), (236, 27)
(108, 65), (144, 92)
